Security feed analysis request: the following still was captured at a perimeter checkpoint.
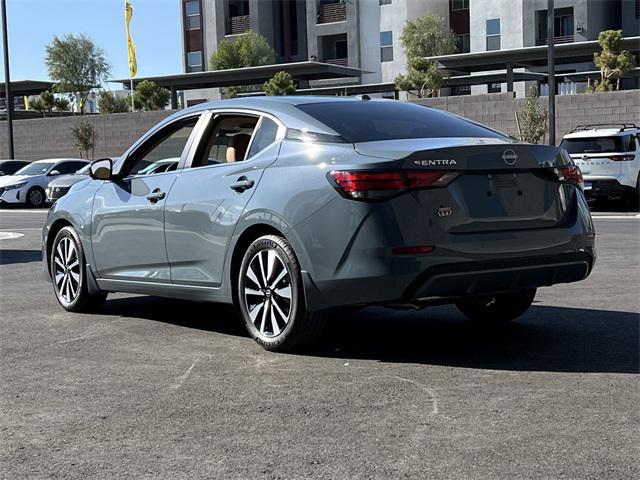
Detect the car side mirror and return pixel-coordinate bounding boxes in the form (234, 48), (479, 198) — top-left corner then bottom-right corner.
(90, 158), (113, 180)
(49, 170), (61, 176)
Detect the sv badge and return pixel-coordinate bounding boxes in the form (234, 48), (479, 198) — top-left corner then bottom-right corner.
(437, 205), (453, 217)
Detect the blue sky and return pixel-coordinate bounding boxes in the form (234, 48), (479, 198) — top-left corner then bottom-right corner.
(0, 0), (182, 88)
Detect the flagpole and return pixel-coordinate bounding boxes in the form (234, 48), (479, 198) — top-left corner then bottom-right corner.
(125, 0), (137, 112)
(130, 78), (135, 112)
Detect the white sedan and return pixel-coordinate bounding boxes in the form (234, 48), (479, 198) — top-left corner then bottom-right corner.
(0, 158), (88, 207)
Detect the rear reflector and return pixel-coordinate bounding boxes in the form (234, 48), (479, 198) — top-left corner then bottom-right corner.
(556, 165), (584, 191)
(329, 170), (457, 201)
(392, 245), (435, 255)
(608, 154), (635, 161)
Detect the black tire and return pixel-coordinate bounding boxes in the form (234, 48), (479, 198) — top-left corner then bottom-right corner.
(237, 234), (325, 352)
(26, 187), (45, 208)
(50, 226), (107, 312)
(456, 289), (536, 323)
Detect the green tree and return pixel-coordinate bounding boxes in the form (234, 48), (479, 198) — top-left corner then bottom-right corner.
(210, 32), (276, 97)
(54, 97), (71, 112)
(29, 98), (47, 117)
(39, 90), (56, 115)
(70, 120), (96, 160)
(263, 71), (296, 96)
(133, 80), (171, 111)
(394, 15), (457, 98)
(98, 90), (130, 113)
(210, 31), (276, 70)
(516, 85), (547, 144)
(395, 57), (444, 98)
(45, 34), (111, 114)
(399, 14), (457, 58)
(28, 90), (71, 117)
(589, 30), (636, 92)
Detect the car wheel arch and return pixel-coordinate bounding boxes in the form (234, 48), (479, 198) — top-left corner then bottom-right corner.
(46, 219), (74, 276)
(229, 224), (288, 307)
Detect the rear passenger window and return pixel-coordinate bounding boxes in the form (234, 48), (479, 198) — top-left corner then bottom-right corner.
(56, 162), (86, 174)
(246, 118), (279, 159)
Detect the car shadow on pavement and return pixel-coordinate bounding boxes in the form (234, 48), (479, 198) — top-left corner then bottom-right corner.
(98, 296), (638, 374)
(0, 249), (42, 265)
(312, 305), (640, 374)
(99, 296), (248, 338)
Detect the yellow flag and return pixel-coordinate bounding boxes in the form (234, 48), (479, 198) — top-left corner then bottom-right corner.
(125, 0), (137, 78)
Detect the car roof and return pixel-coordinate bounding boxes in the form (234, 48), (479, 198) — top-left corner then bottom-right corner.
(563, 128), (639, 139)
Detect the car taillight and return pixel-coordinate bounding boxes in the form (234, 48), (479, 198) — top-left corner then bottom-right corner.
(556, 165), (584, 191)
(608, 154), (635, 161)
(328, 170), (458, 201)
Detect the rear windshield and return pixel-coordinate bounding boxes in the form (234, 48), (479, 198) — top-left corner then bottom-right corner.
(296, 101), (506, 143)
(560, 136), (633, 154)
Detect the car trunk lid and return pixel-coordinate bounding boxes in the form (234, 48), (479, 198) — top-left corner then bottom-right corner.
(354, 139), (575, 233)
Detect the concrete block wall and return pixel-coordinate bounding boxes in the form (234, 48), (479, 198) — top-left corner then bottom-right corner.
(0, 110), (174, 161)
(412, 90), (640, 144)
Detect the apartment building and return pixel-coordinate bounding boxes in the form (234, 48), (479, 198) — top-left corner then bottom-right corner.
(179, 0), (639, 101)
(179, 0), (452, 100)
(467, 0), (639, 96)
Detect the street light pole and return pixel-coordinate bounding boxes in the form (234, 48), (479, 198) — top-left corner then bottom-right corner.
(1, 0), (14, 159)
(547, 0), (556, 146)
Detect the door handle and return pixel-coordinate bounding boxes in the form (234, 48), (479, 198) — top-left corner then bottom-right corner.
(146, 189), (166, 203)
(229, 177), (255, 193)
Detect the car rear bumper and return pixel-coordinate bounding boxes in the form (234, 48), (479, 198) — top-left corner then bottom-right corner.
(583, 178), (635, 198)
(299, 191), (596, 311)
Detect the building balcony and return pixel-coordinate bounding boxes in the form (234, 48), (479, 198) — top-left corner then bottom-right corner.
(227, 14), (250, 35)
(537, 35), (575, 45)
(323, 57), (348, 66)
(317, 3), (346, 24)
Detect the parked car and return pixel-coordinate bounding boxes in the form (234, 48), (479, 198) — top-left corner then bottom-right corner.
(0, 158), (88, 207)
(560, 123), (640, 204)
(0, 160), (29, 176)
(45, 163), (93, 204)
(43, 97), (596, 352)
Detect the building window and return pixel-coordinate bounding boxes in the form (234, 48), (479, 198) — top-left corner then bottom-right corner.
(486, 18), (500, 51)
(187, 51), (202, 72)
(380, 31), (393, 62)
(185, 1), (200, 30)
(636, 0), (640, 18)
(537, 8), (574, 44)
(226, 0), (251, 35)
(379, 0), (392, 4)
(451, 0), (469, 10)
(321, 33), (348, 65)
(488, 82), (501, 93)
(456, 33), (470, 53)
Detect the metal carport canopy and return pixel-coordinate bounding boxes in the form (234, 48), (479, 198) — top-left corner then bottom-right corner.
(0, 80), (55, 97)
(110, 61), (367, 90)
(427, 36), (640, 73)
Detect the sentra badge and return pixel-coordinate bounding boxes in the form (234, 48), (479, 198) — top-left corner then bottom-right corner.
(414, 159), (457, 166)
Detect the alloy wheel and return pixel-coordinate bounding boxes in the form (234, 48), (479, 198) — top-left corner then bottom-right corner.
(53, 237), (81, 304)
(29, 189), (44, 206)
(243, 249), (292, 338)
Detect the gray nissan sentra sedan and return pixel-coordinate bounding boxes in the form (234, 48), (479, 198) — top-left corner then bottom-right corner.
(43, 97), (596, 352)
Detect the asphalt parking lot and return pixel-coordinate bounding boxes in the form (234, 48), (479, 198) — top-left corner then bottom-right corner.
(1, 207), (638, 479)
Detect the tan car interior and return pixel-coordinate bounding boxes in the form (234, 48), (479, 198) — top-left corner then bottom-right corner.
(194, 115), (258, 167)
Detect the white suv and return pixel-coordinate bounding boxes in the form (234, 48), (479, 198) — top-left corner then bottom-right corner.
(560, 124), (639, 204)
